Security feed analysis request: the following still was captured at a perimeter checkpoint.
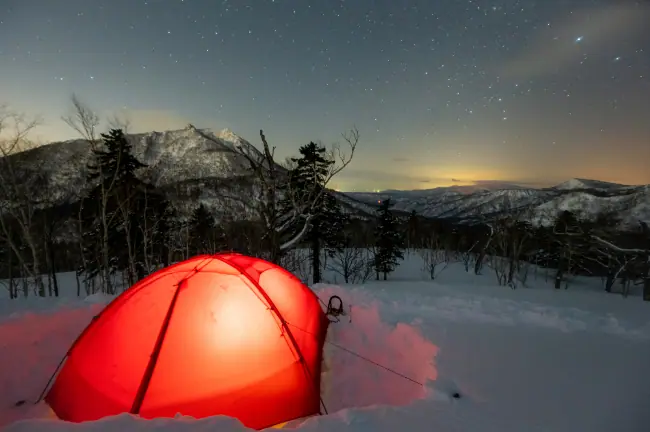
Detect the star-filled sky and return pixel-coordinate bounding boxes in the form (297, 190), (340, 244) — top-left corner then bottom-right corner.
(1, 0), (649, 191)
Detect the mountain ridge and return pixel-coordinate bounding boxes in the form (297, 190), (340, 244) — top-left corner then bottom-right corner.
(3, 127), (648, 228)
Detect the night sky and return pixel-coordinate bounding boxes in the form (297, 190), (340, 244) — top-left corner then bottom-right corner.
(1, 0), (649, 191)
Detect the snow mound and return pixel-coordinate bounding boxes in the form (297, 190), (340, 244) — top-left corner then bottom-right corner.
(0, 303), (105, 427)
(315, 285), (438, 413)
(4, 414), (250, 432)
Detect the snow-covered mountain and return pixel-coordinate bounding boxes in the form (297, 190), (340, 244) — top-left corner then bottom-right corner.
(345, 180), (650, 228)
(6, 127), (649, 228)
(9, 125), (257, 204)
(552, 178), (634, 192)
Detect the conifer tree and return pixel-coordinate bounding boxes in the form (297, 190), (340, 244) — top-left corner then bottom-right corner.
(188, 203), (226, 254)
(374, 198), (405, 280)
(82, 128), (165, 288)
(407, 210), (419, 249)
(286, 142), (347, 283)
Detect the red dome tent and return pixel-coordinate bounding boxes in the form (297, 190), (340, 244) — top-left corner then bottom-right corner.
(44, 254), (330, 430)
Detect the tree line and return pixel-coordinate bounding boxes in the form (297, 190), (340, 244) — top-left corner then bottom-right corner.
(0, 98), (404, 297)
(403, 208), (650, 300)
(1, 100), (649, 301)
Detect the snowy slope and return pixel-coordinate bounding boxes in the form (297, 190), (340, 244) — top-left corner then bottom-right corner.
(346, 183), (650, 227)
(553, 178), (633, 191)
(1, 253), (650, 432)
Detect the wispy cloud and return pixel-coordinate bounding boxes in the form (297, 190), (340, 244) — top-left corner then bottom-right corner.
(338, 169), (430, 185)
(500, 2), (649, 79)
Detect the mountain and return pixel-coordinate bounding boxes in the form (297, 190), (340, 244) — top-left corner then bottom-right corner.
(5, 125), (267, 207)
(552, 178), (633, 192)
(1, 126), (366, 218)
(344, 181), (650, 228)
(4, 127), (648, 228)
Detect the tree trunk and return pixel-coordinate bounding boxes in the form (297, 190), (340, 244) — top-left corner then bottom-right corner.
(554, 266), (564, 289)
(643, 278), (650, 302)
(474, 251), (484, 275)
(311, 236), (321, 284)
(507, 254), (516, 286)
(605, 270), (615, 293)
(46, 236), (59, 297)
(8, 249), (16, 299)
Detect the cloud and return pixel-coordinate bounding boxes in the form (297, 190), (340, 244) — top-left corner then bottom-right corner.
(336, 168), (555, 191)
(500, 3), (649, 79)
(392, 157), (409, 162)
(338, 169), (430, 185)
(472, 179), (552, 188)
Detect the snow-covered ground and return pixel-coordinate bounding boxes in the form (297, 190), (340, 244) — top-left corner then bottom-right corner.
(1, 252), (650, 431)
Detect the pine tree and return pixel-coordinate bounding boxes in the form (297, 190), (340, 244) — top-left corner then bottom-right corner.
(87, 129), (147, 190)
(81, 128), (158, 289)
(188, 203), (225, 254)
(286, 142), (347, 283)
(374, 198), (405, 280)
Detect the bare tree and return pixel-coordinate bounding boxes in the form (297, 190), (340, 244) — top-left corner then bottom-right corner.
(62, 95), (116, 293)
(487, 220), (509, 286)
(589, 221), (649, 299)
(418, 230), (450, 280)
(328, 247), (374, 284)
(459, 238), (479, 272)
(474, 224), (494, 275)
(193, 126), (359, 264)
(279, 249), (311, 283)
(0, 107), (46, 295)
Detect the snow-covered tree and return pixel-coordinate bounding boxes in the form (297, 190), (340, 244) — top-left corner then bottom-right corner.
(285, 141), (347, 283)
(193, 126), (358, 265)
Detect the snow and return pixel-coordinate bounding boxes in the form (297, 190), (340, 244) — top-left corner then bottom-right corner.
(2, 252), (650, 431)
(553, 178), (630, 191)
(344, 181), (650, 228)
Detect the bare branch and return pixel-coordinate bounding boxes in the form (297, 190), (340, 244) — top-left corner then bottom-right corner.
(62, 94), (100, 148)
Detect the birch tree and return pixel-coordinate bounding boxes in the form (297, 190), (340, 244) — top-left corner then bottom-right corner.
(0, 107), (46, 295)
(62, 95), (115, 292)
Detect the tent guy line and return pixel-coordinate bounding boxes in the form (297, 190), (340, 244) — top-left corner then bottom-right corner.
(285, 321), (425, 387)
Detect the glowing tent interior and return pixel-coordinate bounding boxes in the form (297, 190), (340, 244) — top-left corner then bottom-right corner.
(43, 253), (331, 430)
